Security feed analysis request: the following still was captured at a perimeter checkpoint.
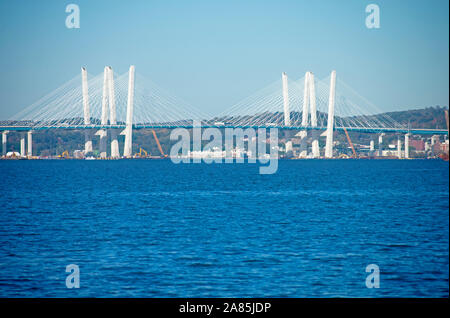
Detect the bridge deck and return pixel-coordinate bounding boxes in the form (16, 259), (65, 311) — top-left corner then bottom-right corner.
(0, 125), (447, 135)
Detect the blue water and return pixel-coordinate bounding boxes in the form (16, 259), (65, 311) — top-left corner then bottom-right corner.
(0, 160), (448, 297)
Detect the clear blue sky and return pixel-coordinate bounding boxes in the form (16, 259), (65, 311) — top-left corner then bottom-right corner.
(0, 0), (448, 118)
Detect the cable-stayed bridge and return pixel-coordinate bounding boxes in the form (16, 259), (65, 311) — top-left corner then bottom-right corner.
(0, 66), (447, 159)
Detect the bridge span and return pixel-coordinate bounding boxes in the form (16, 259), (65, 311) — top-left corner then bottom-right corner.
(0, 124), (447, 135)
(1, 66), (448, 159)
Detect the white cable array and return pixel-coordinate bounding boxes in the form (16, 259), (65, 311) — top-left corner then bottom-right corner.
(7, 69), (210, 129)
(5, 68), (404, 132)
(217, 73), (404, 131)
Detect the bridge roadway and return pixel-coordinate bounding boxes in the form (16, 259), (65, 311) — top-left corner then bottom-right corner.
(0, 125), (448, 135)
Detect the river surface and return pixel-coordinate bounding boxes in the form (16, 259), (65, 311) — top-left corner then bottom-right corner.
(0, 159), (448, 297)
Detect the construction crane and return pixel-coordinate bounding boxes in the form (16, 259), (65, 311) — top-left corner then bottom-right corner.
(342, 127), (357, 158)
(152, 130), (167, 158)
(135, 147), (149, 158)
(58, 150), (70, 159)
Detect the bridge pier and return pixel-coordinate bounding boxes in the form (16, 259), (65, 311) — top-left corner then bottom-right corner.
(397, 137), (402, 159)
(311, 131), (320, 158)
(285, 136), (293, 154)
(20, 133), (26, 157)
(378, 133), (385, 156)
(2, 131), (8, 156)
(96, 129), (107, 158)
(370, 140), (375, 152)
(123, 65), (135, 158)
(404, 133), (410, 159)
(325, 70), (336, 158)
(84, 131), (93, 154)
(298, 131), (307, 157)
(27, 131), (33, 157)
(111, 130), (119, 158)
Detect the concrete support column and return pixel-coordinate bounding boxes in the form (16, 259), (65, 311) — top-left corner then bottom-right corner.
(2, 131), (8, 156)
(325, 70), (336, 158)
(397, 138), (402, 159)
(286, 142), (293, 153)
(108, 67), (119, 158)
(96, 129), (107, 158)
(123, 65), (135, 158)
(81, 67), (92, 154)
(370, 140), (375, 152)
(405, 133), (410, 159)
(98, 130), (107, 158)
(20, 133), (26, 157)
(298, 131), (307, 158)
(378, 133), (384, 156)
(84, 131), (92, 155)
(311, 130), (320, 158)
(110, 130), (119, 158)
(27, 131), (33, 157)
(285, 135), (293, 154)
(286, 140), (292, 153)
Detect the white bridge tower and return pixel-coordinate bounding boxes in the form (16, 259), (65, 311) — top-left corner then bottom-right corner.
(123, 65), (135, 158)
(282, 72), (293, 153)
(325, 70), (336, 158)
